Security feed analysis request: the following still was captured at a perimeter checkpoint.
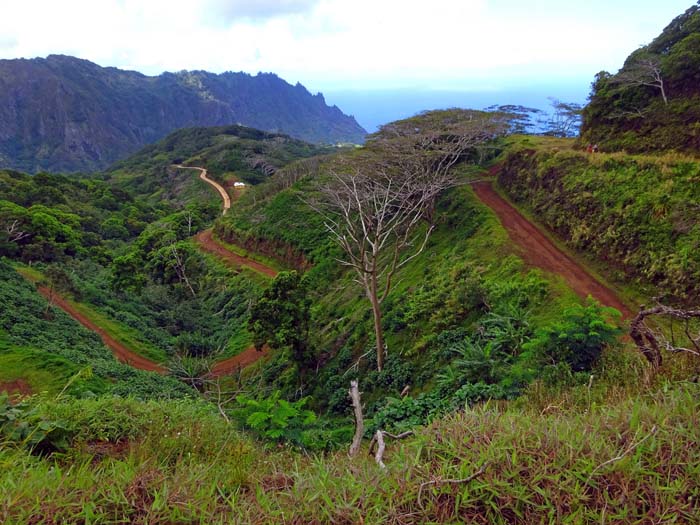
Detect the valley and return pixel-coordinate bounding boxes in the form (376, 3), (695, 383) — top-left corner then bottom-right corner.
(1, 3), (700, 524)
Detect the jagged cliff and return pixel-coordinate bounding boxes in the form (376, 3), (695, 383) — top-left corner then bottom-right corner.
(0, 55), (366, 173)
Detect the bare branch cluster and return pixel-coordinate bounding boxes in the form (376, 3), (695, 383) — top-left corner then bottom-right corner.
(309, 110), (510, 370)
(4, 219), (30, 242)
(169, 244), (197, 298)
(614, 56), (668, 105)
(630, 301), (700, 367)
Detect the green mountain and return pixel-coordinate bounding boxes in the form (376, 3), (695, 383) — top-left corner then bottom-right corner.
(0, 55), (366, 174)
(580, 2), (700, 152)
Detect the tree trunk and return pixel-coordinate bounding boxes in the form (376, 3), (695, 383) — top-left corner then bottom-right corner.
(659, 82), (668, 105)
(348, 380), (363, 457)
(368, 274), (385, 372)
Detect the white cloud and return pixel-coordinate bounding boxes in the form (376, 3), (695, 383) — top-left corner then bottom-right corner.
(201, 0), (320, 23)
(0, 0), (693, 91)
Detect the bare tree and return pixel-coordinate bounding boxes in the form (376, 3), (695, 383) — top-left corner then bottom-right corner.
(543, 98), (583, 138)
(169, 244), (197, 298)
(311, 110), (510, 371)
(615, 56), (668, 105)
(5, 219), (30, 243)
(630, 302), (700, 368)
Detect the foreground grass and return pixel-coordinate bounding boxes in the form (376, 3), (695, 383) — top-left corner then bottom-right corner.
(2, 379), (698, 524)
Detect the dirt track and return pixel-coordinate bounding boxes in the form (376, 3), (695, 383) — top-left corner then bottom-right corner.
(211, 346), (270, 376)
(472, 181), (633, 319)
(36, 285), (269, 377)
(174, 165), (231, 215)
(195, 229), (278, 278)
(37, 286), (166, 372)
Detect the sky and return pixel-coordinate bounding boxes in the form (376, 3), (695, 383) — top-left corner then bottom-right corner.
(0, 0), (695, 130)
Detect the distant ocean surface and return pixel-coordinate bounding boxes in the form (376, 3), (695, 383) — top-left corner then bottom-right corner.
(323, 86), (589, 133)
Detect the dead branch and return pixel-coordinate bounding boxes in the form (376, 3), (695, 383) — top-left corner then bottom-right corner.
(614, 56), (668, 105)
(417, 463), (489, 510)
(170, 244), (197, 298)
(630, 302), (700, 367)
(368, 429), (414, 469)
(585, 426), (658, 485)
(5, 219), (30, 242)
(348, 380), (364, 458)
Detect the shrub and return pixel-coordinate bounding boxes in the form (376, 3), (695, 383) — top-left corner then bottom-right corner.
(523, 300), (621, 372)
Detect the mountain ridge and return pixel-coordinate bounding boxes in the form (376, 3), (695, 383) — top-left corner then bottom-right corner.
(0, 54), (366, 173)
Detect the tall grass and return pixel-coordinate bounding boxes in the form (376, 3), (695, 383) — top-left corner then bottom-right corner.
(2, 379), (698, 524)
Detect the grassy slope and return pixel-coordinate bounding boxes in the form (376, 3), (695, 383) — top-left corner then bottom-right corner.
(0, 259), (189, 399)
(2, 380), (697, 523)
(13, 264), (168, 363)
(215, 160), (597, 417)
(495, 135), (700, 304)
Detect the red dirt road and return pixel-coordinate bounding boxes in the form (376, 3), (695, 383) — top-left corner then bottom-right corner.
(37, 286), (167, 373)
(35, 286), (267, 377)
(195, 229), (278, 278)
(472, 181), (633, 319)
(211, 346), (270, 376)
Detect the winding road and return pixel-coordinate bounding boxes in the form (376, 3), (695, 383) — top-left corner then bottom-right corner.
(21, 163), (632, 379)
(195, 229), (278, 278)
(174, 164), (231, 215)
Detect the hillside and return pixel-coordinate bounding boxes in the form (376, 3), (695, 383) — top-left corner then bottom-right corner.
(1, 108), (698, 523)
(580, 2), (700, 153)
(496, 135), (700, 304)
(109, 124), (333, 199)
(0, 55), (366, 173)
(0, 125), (326, 393)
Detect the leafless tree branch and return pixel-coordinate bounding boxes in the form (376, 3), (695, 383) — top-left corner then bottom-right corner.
(630, 301), (700, 367)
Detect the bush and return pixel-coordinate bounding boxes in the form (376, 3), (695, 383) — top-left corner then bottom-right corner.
(523, 300), (621, 373)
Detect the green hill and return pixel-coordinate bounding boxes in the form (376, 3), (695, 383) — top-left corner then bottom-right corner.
(0, 55), (366, 173)
(580, 2), (700, 153)
(1, 109), (698, 523)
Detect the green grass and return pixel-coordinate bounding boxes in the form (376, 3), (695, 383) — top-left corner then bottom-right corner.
(1, 379), (697, 524)
(486, 174), (641, 315)
(12, 265), (43, 283)
(13, 263), (168, 364)
(0, 345), (107, 397)
(495, 135), (700, 304)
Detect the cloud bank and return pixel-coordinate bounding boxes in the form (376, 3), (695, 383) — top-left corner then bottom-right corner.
(0, 0), (692, 91)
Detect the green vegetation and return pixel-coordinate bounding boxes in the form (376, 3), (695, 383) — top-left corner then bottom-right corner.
(1, 86), (699, 522)
(497, 135), (700, 302)
(110, 124), (332, 188)
(0, 259), (190, 398)
(1, 377), (697, 523)
(216, 137), (613, 423)
(580, 3), (700, 153)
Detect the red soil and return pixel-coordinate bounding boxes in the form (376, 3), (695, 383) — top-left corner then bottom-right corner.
(195, 229), (278, 278)
(0, 378), (32, 398)
(472, 181), (633, 319)
(37, 286), (166, 373)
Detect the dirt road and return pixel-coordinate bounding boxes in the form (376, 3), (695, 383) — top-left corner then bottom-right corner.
(36, 285), (269, 377)
(37, 286), (167, 373)
(174, 165), (231, 215)
(472, 181), (633, 318)
(195, 229), (278, 278)
(211, 346), (270, 376)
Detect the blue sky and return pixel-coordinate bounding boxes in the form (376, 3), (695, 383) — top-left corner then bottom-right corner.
(0, 0), (695, 129)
